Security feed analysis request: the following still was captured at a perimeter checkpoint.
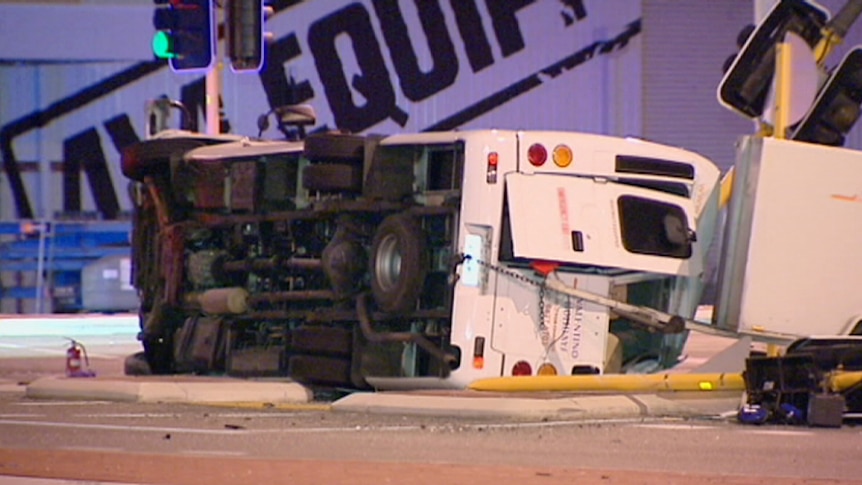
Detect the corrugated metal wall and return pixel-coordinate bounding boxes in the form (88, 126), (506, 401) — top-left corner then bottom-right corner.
(1, 1), (646, 220)
(642, 0), (754, 173)
(642, 0), (862, 173)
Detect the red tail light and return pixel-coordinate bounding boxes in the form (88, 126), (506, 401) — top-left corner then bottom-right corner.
(527, 143), (547, 166)
(486, 152), (498, 184)
(473, 336), (486, 369)
(512, 360), (532, 376)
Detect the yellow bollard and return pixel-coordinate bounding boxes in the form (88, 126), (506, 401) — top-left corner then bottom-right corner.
(468, 373), (746, 393)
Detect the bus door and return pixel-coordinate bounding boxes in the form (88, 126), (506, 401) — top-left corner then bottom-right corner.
(489, 172), (701, 375)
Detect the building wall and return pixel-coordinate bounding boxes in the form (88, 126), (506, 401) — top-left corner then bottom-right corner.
(641, 0), (862, 174)
(1, 0), (645, 221)
(642, 0), (754, 173)
(5, 1), (862, 312)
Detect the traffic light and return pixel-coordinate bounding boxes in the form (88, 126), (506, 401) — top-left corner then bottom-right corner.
(152, 0), (175, 60)
(791, 47), (862, 146)
(152, 0), (216, 73)
(718, 0), (829, 119)
(227, 0), (272, 72)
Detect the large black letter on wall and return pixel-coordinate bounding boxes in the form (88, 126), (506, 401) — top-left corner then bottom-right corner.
(63, 128), (120, 219)
(373, 0), (458, 102)
(259, 33), (315, 109)
(308, 3), (408, 132)
(449, 0), (494, 73)
(486, 0), (535, 57)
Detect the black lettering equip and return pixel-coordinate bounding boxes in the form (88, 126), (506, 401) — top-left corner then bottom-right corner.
(1, 1), (596, 219)
(282, 0), (545, 132)
(308, 3), (409, 132)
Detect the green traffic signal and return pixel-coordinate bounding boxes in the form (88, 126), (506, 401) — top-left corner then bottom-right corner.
(152, 31), (175, 59)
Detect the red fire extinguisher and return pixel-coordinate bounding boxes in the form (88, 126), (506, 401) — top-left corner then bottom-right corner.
(65, 339), (94, 378)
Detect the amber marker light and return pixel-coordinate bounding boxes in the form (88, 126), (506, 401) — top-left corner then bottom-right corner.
(537, 363), (558, 376)
(553, 144), (573, 167)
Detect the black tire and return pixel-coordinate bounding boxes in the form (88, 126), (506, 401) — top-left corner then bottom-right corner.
(142, 337), (174, 374)
(303, 163), (363, 192)
(121, 136), (232, 181)
(124, 351), (152, 376)
(303, 132), (365, 161)
(369, 214), (428, 314)
(138, 298), (179, 374)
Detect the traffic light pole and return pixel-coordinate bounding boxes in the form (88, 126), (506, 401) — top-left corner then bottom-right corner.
(772, 40), (793, 139)
(205, 57), (220, 135)
(153, 0), (267, 134)
(205, 1), (221, 135)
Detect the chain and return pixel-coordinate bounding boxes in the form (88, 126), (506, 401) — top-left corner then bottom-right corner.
(463, 254), (546, 287)
(462, 254), (678, 342)
(463, 254), (578, 358)
(538, 282), (546, 331)
(563, 294), (571, 328)
(463, 254), (566, 330)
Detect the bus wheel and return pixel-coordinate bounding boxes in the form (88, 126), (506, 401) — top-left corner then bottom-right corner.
(142, 335), (173, 374)
(124, 351), (152, 376)
(370, 213), (428, 314)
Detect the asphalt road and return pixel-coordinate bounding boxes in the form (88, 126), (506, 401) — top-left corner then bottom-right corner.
(0, 396), (860, 484)
(1, 313), (860, 484)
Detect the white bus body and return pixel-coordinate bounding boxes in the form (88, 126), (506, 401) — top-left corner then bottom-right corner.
(122, 128), (720, 389)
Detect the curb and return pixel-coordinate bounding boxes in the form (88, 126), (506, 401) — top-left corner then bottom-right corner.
(0, 382), (25, 394)
(330, 391), (736, 420)
(13, 377), (741, 421)
(24, 376), (312, 404)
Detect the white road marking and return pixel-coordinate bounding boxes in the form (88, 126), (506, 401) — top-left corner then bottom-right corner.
(72, 412), (300, 419)
(0, 418), (610, 435)
(14, 401), (112, 406)
(0, 418), (405, 435)
(457, 418), (653, 430)
(73, 413), (184, 418)
(0, 419), (247, 435)
(203, 412), (301, 419)
(634, 423), (717, 430)
(0, 416), (679, 436)
(178, 450), (249, 457)
(59, 445), (126, 454)
(745, 429), (815, 437)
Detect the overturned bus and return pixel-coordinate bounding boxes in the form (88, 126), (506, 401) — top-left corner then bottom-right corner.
(120, 126), (720, 389)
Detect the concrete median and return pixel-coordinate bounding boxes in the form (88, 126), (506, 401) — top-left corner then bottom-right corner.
(12, 375), (742, 421)
(331, 390), (741, 420)
(24, 375), (313, 404)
